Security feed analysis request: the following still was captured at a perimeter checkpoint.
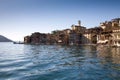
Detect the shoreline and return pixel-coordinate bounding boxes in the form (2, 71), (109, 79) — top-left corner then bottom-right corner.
(23, 43), (120, 47)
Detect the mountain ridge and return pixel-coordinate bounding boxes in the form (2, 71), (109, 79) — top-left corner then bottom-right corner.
(0, 35), (12, 42)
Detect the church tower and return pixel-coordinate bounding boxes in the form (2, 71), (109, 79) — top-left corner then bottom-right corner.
(118, 19), (120, 27)
(78, 20), (81, 26)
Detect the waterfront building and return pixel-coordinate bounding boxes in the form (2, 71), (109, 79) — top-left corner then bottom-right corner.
(47, 33), (57, 44)
(24, 36), (31, 44)
(24, 32), (47, 44)
(30, 32), (41, 44)
(97, 18), (120, 46)
(24, 18), (120, 46)
(62, 29), (71, 45)
(69, 30), (82, 45)
(71, 20), (86, 34)
(112, 29), (120, 46)
(69, 20), (86, 45)
(83, 27), (102, 44)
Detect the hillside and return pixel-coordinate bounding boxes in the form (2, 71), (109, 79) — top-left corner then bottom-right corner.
(0, 35), (12, 42)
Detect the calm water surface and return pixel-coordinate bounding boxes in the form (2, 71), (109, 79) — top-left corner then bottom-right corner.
(0, 42), (120, 80)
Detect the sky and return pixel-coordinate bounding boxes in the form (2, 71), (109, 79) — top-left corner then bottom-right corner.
(0, 0), (120, 41)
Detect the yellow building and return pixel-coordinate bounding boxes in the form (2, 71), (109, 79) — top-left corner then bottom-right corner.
(112, 29), (120, 46)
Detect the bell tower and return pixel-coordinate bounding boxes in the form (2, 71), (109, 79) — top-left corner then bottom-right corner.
(118, 19), (120, 27)
(78, 20), (81, 26)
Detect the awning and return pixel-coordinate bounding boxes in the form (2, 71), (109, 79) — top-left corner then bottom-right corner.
(58, 40), (62, 43)
(97, 40), (108, 44)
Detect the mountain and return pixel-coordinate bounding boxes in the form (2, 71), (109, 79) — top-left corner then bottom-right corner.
(0, 35), (12, 42)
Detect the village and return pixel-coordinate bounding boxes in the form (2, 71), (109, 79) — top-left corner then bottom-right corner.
(24, 18), (120, 47)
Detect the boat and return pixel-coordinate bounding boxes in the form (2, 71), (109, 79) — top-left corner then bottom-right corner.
(13, 41), (24, 44)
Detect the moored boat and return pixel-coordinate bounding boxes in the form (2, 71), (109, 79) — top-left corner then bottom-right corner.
(13, 41), (24, 44)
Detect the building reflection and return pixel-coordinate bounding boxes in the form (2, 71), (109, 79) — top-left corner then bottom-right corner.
(111, 48), (120, 64)
(97, 46), (120, 64)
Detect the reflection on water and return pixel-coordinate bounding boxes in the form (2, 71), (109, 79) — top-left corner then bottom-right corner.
(0, 42), (120, 80)
(97, 46), (120, 64)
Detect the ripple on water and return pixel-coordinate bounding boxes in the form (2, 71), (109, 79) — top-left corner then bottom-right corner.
(0, 43), (120, 80)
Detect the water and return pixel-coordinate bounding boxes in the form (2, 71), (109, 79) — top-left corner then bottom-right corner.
(0, 42), (120, 80)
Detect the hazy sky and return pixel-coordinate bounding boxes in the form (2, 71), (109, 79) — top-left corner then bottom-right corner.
(0, 0), (120, 41)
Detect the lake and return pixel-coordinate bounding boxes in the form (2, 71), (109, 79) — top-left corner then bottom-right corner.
(0, 42), (120, 80)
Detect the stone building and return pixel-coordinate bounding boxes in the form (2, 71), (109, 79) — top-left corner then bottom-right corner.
(69, 30), (82, 45)
(61, 29), (71, 45)
(51, 30), (63, 44)
(111, 29), (120, 46)
(30, 32), (41, 44)
(24, 18), (120, 46)
(69, 20), (86, 45)
(97, 18), (120, 46)
(24, 32), (47, 44)
(82, 27), (103, 44)
(24, 36), (31, 44)
(71, 20), (86, 33)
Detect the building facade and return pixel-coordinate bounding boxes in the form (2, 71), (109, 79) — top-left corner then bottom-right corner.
(24, 18), (120, 46)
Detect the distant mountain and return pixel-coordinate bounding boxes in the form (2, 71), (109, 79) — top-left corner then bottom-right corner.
(0, 35), (12, 42)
